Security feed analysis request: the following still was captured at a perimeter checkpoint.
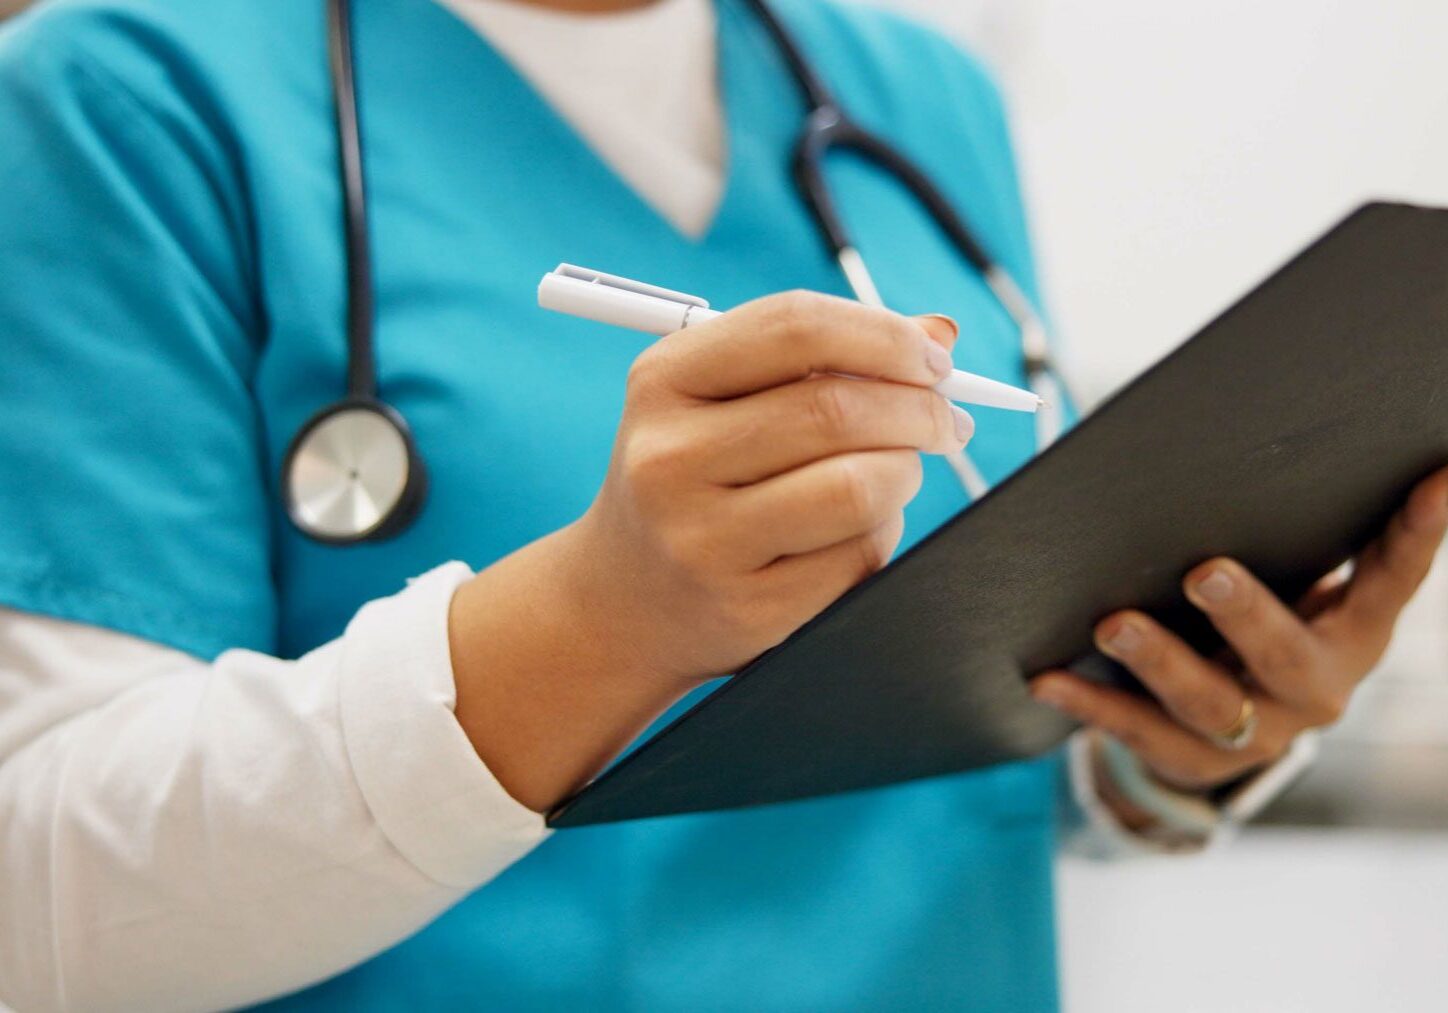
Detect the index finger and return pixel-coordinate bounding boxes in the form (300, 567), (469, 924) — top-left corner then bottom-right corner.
(657, 290), (953, 400)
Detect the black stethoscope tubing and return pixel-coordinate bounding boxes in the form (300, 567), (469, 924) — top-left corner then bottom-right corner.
(284, 0), (1066, 544)
(743, 0), (995, 276)
(328, 0), (377, 402)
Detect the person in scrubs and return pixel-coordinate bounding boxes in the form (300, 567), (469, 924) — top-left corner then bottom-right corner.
(0, 0), (1444, 1009)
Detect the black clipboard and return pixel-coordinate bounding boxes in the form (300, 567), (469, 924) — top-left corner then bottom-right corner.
(549, 201), (1448, 829)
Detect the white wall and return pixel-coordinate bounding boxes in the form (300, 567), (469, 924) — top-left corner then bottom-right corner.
(875, 2), (1448, 1010)
(1057, 828), (1448, 1013)
(891, 0), (1448, 397)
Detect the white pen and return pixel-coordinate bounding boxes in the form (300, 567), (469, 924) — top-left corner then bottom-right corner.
(538, 264), (1043, 413)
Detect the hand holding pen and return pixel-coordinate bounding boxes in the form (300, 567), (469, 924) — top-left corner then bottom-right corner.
(569, 289), (972, 682)
(539, 264), (1044, 414)
(458, 287), (973, 808)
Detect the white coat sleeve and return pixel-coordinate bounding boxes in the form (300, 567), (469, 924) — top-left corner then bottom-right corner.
(0, 562), (549, 1013)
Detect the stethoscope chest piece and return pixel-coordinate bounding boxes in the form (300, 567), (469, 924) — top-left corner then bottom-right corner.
(282, 398), (426, 544)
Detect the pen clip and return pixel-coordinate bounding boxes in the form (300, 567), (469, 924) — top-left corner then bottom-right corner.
(552, 264), (710, 310)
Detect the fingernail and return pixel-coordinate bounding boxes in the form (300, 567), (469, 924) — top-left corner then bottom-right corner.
(951, 405), (975, 444)
(1193, 568), (1236, 605)
(925, 340), (953, 379)
(917, 313), (960, 345)
(1102, 618), (1143, 657)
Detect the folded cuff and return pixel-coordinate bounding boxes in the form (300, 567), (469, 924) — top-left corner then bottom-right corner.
(337, 562), (549, 889)
(1065, 729), (1319, 859)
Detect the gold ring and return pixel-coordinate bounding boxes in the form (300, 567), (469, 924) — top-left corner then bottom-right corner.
(1208, 696), (1259, 751)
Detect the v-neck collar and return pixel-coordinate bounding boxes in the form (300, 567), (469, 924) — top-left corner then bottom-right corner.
(413, 0), (750, 248)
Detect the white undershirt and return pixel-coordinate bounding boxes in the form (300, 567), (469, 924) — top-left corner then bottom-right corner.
(438, 0), (725, 236)
(0, 4), (1248, 1010)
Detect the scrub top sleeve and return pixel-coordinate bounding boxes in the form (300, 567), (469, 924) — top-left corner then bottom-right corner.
(0, 16), (275, 659)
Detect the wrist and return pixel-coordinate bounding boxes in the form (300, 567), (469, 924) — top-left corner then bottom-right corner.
(1081, 729), (1319, 853)
(553, 512), (708, 691)
(1087, 730), (1219, 849)
(448, 524), (693, 812)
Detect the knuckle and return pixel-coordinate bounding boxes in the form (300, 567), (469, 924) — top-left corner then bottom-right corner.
(1177, 686), (1235, 730)
(657, 520), (722, 577)
(768, 289), (823, 335)
(1255, 633), (1317, 684)
(625, 343), (668, 392)
(1325, 690), (1350, 723)
(830, 456), (877, 528)
(655, 521), (698, 567)
(921, 390), (953, 446)
(1308, 689), (1350, 726)
(1128, 628), (1166, 670)
(623, 429), (693, 486)
(806, 380), (856, 442)
(889, 316), (925, 363)
(855, 523), (895, 575)
(716, 585), (769, 634)
(900, 450), (925, 499)
(871, 451), (923, 511)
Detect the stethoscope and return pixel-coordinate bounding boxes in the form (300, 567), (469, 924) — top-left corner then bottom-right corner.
(282, 0), (1071, 544)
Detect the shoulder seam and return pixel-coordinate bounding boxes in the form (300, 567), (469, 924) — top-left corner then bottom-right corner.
(56, 48), (266, 352)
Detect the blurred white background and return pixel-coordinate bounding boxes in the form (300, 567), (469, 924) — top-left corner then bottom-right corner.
(880, 0), (1448, 1009)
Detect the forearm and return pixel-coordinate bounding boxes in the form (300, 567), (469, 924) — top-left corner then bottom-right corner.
(0, 566), (545, 1013)
(451, 519), (694, 813)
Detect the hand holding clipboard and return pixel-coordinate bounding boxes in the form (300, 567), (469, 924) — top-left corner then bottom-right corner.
(551, 202), (1448, 828)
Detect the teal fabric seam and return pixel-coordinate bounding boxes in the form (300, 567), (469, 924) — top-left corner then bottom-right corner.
(0, 557), (262, 660)
(59, 50), (260, 341)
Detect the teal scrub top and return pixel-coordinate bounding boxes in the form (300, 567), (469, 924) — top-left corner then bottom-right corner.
(0, 0), (1067, 1008)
